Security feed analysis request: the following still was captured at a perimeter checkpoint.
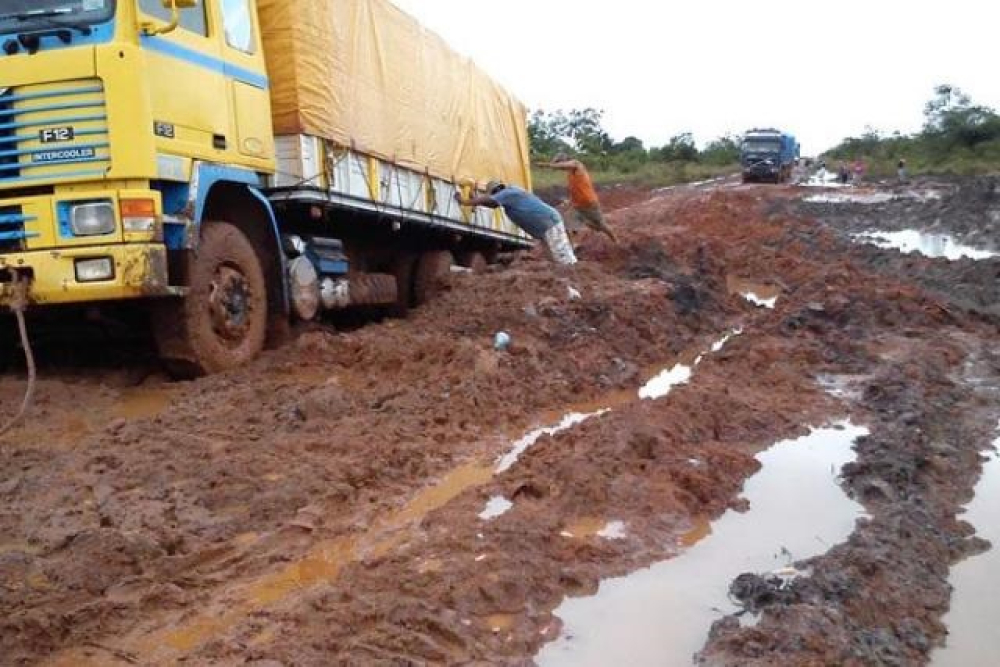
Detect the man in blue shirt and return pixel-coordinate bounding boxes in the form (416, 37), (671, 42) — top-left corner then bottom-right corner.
(455, 181), (578, 265)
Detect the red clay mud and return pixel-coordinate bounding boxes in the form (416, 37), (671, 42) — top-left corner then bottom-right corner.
(1, 181), (997, 666)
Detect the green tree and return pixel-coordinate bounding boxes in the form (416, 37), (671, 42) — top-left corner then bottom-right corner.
(655, 133), (698, 162)
(922, 84), (1000, 149)
(527, 108), (613, 157)
(700, 134), (741, 165)
(527, 110), (571, 157)
(566, 108), (613, 155)
(611, 136), (645, 154)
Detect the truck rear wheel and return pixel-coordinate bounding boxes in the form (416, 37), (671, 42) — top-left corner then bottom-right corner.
(388, 254), (416, 316)
(458, 251), (488, 273)
(153, 221), (269, 377)
(412, 249), (454, 306)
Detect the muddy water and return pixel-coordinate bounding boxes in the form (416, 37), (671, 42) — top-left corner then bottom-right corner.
(51, 331), (745, 663)
(537, 423), (868, 667)
(83, 410), (618, 662)
(496, 411), (606, 473)
(562, 518), (627, 540)
(113, 461), (502, 661)
(853, 230), (997, 261)
(805, 192), (898, 205)
(727, 277), (780, 309)
(111, 386), (173, 420)
(638, 363), (692, 400)
(639, 330), (740, 400)
(479, 495), (513, 520)
(934, 447), (1000, 666)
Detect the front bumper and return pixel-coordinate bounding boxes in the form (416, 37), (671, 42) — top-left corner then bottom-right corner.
(744, 165), (780, 178)
(0, 243), (177, 308)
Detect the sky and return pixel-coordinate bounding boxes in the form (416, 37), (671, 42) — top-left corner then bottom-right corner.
(390, 0), (1000, 155)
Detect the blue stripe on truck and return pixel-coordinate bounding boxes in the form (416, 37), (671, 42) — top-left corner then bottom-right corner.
(140, 36), (270, 90)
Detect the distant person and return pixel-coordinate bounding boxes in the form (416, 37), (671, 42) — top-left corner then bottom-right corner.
(852, 159), (866, 183)
(897, 158), (908, 183)
(455, 181), (577, 265)
(838, 163), (851, 185)
(536, 154), (618, 243)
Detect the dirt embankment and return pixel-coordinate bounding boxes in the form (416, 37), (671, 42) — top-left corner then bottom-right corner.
(1, 179), (998, 666)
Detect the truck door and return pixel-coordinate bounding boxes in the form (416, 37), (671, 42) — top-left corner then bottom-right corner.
(219, 0), (274, 162)
(137, 0), (230, 161)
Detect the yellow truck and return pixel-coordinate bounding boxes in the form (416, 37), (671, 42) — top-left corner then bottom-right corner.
(0, 0), (532, 375)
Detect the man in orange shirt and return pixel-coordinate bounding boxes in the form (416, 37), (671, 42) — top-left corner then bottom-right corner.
(538, 154), (618, 243)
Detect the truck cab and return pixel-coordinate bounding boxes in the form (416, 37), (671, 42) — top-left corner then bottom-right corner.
(0, 0), (530, 375)
(0, 0), (287, 372)
(740, 129), (799, 184)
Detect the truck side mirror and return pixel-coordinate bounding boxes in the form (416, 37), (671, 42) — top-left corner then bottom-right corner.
(143, 0), (198, 36)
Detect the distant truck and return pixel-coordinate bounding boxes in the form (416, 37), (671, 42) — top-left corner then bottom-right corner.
(741, 129), (800, 184)
(0, 0), (533, 375)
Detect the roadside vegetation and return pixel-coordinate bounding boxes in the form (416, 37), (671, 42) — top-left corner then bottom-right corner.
(824, 85), (1000, 178)
(528, 108), (739, 188)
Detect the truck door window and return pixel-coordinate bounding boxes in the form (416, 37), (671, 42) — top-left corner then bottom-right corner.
(138, 0), (207, 36)
(221, 0), (254, 53)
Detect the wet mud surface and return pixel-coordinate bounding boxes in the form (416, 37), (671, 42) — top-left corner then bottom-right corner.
(794, 176), (1000, 319)
(1, 178), (998, 665)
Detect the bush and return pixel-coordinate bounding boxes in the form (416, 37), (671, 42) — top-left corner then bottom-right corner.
(824, 84), (1000, 177)
(528, 108), (739, 189)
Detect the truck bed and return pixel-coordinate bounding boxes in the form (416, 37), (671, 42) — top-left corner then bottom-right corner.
(268, 135), (531, 247)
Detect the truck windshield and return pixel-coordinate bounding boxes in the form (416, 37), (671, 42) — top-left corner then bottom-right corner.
(744, 140), (781, 154)
(0, 0), (115, 33)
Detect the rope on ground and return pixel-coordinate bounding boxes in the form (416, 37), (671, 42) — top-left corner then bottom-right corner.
(0, 275), (36, 440)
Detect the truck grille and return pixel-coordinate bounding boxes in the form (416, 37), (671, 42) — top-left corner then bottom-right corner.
(0, 78), (110, 188)
(0, 90), (16, 179)
(0, 205), (36, 253)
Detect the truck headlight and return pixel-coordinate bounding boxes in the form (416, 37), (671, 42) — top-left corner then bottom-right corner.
(74, 257), (115, 282)
(70, 202), (116, 236)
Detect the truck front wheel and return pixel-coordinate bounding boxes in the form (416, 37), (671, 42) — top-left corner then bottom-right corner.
(153, 221), (269, 377)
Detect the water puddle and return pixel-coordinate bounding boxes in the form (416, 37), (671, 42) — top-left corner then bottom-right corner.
(816, 373), (865, 401)
(727, 277), (780, 309)
(0, 540), (39, 556)
(562, 518), (628, 540)
(805, 192), (897, 204)
(598, 521), (628, 540)
(853, 230), (997, 261)
(934, 445), (1000, 666)
(728, 277), (783, 308)
(496, 411), (607, 473)
(638, 364), (692, 400)
(479, 496), (513, 520)
(486, 613), (516, 633)
(804, 190), (944, 205)
(111, 386), (174, 420)
(800, 170), (850, 188)
(743, 293), (777, 309)
(537, 422), (868, 667)
(638, 330), (741, 401)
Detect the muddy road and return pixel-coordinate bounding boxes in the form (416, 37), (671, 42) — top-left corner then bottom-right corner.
(2, 176), (999, 666)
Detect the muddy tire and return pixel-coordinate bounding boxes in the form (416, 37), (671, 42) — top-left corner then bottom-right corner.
(152, 222), (269, 377)
(458, 251), (489, 273)
(389, 254), (416, 315)
(412, 250), (454, 306)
